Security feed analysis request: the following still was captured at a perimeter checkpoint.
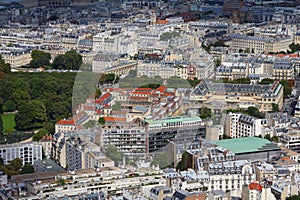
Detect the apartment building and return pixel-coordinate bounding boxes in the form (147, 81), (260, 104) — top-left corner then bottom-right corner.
(255, 163), (278, 182)
(144, 116), (206, 154)
(0, 143), (42, 165)
(208, 161), (255, 193)
(215, 62), (248, 80)
(92, 52), (137, 74)
(224, 112), (268, 138)
(281, 132), (300, 152)
(0, 47), (31, 68)
(190, 80), (284, 112)
(93, 32), (137, 56)
(137, 60), (191, 79)
(100, 122), (146, 158)
(273, 59), (294, 80)
(229, 34), (292, 54)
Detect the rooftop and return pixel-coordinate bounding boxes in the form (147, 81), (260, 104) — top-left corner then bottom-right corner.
(211, 137), (280, 154)
(144, 116), (201, 125)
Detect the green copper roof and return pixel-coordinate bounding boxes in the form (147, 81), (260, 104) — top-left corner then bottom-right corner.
(145, 116), (201, 125)
(211, 137), (280, 154)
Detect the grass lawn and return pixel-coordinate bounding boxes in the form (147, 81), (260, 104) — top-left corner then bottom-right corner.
(2, 114), (16, 133)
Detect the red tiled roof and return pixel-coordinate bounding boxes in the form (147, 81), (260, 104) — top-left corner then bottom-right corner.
(130, 91), (151, 95)
(104, 117), (126, 123)
(277, 54), (287, 58)
(164, 92), (175, 97)
(95, 92), (111, 104)
(249, 183), (262, 192)
(96, 110), (102, 115)
(156, 86), (166, 93)
(104, 104), (111, 109)
(135, 88), (152, 91)
(289, 54), (299, 58)
(56, 119), (75, 125)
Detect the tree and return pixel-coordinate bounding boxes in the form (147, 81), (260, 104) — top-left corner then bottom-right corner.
(32, 129), (48, 141)
(52, 50), (82, 70)
(272, 103), (279, 112)
(287, 195), (300, 200)
(214, 59), (221, 67)
(29, 50), (51, 68)
(200, 108), (212, 119)
(10, 89), (31, 109)
(10, 158), (22, 171)
(105, 145), (123, 166)
(21, 164), (34, 174)
(246, 106), (265, 119)
(280, 80), (292, 99)
(3, 100), (16, 112)
(289, 43), (300, 53)
(188, 78), (201, 88)
(259, 78), (274, 85)
(264, 134), (271, 141)
(94, 89), (102, 99)
(151, 153), (169, 169)
(0, 114), (3, 136)
(0, 54), (11, 75)
(244, 48), (250, 53)
(180, 151), (189, 171)
(98, 117), (105, 125)
(224, 134), (232, 139)
(15, 100), (47, 130)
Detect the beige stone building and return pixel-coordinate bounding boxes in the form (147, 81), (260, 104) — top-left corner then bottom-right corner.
(0, 47), (32, 68)
(190, 80), (283, 112)
(229, 34), (292, 53)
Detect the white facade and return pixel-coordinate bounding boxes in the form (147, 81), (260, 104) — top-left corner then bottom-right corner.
(225, 113), (268, 138)
(0, 143), (42, 165)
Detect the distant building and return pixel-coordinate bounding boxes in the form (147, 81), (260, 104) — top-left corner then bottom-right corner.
(212, 137), (280, 161)
(224, 112), (268, 138)
(144, 116), (206, 154)
(190, 80), (284, 112)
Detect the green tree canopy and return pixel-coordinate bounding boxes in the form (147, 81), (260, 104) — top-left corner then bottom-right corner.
(10, 89), (31, 109)
(0, 54), (11, 76)
(160, 31), (180, 41)
(0, 114), (3, 136)
(98, 117), (105, 125)
(200, 108), (212, 119)
(151, 153), (169, 169)
(289, 43), (300, 53)
(287, 195), (300, 200)
(105, 145), (123, 167)
(32, 129), (49, 141)
(21, 163), (34, 174)
(15, 100), (47, 131)
(3, 100), (16, 112)
(29, 50), (51, 68)
(52, 50), (82, 70)
(10, 158), (22, 171)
